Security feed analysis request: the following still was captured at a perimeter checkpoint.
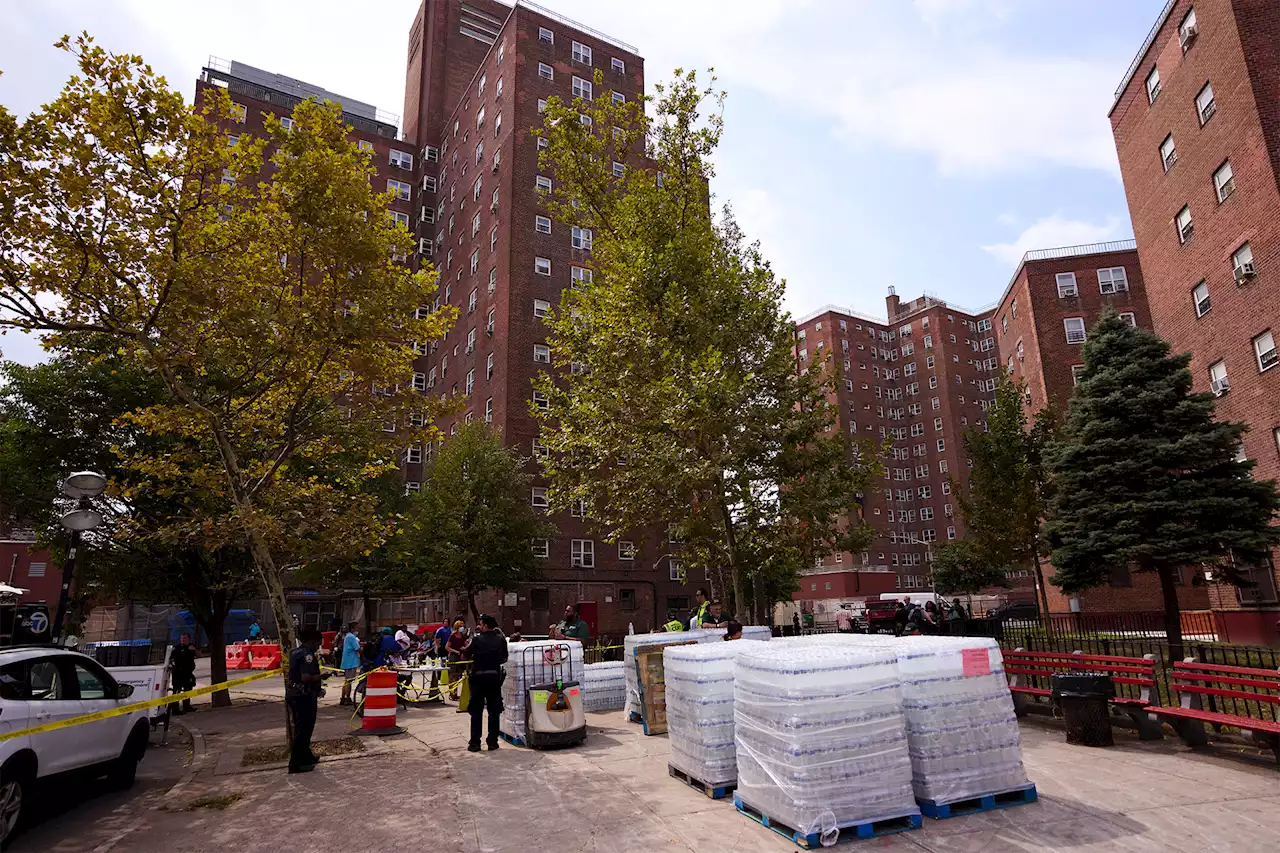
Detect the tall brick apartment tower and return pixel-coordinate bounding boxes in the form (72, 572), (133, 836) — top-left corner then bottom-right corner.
(400, 1), (683, 635)
(794, 295), (998, 597)
(1111, 0), (1280, 641)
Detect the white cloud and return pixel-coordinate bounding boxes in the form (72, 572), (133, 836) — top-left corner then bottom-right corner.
(913, 0), (1012, 32)
(981, 213), (1128, 266)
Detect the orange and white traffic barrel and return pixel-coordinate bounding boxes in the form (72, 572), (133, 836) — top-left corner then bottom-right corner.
(360, 670), (402, 735)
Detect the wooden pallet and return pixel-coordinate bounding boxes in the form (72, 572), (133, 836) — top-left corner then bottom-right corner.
(734, 794), (922, 848)
(917, 784), (1038, 820)
(627, 711), (643, 724)
(667, 764), (736, 800)
(497, 731), (526, 747)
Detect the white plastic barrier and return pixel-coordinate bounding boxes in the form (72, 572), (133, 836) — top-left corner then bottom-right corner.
(500, 639), (584, 742)
(733, 643), (917, 840)
(582, 660), (627, 712)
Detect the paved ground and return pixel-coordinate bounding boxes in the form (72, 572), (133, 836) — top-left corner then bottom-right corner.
(15, 682), (1280, 853)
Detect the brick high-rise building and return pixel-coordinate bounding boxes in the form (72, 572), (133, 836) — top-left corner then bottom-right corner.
(794, 293), (998, 595)
(400, 0), (682, 636)
(1111, 0), (1280, 639)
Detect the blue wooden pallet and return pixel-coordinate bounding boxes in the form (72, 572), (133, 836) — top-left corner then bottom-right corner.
(628, 711), (643, 723)
(918, 784), (1038, 820)
(734, 794), (922, 848)
(667, 764), (735, 800)
(498, 731), (526, 747)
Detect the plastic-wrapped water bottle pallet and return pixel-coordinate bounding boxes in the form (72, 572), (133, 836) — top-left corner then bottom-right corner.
(918, 783), (1037, 820)
(498, 731), (526, 747)
(733, 794), (923, 848)
(667, 764), (735, 800)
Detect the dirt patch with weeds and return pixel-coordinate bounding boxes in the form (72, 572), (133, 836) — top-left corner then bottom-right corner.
(241, 736), (364, 766)
(187, 793), (244, 810)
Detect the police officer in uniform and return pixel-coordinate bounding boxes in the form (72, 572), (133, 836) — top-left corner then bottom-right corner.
(467, 614), (508, 752)
(287, 629), (328, 773)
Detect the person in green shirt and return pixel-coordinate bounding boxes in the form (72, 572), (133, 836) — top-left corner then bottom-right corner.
(552, 605), (590, 641)
(701, 600), (733, 630)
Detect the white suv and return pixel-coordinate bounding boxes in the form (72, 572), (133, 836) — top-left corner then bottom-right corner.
(0, 646), (150, 847)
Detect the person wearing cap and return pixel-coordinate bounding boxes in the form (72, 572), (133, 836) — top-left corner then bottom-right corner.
(663, 610), (685, 632)
(700, 600), (733, 631)
(723, 620), (744, 641)
(467, 614), (509, 752)
(286, 629), (329, 773)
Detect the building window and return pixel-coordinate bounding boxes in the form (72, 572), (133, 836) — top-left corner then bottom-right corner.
(231, 102), (247, 123)
(534, 343), (551, 363)
(487, 352), (494, 379)
(535, 215), (552, 234)
(1196, 82), (1217, 126)
(1176, 206), (1194, 243)
(1145, 67), (1161, 104)
(1254, 331), (1278, 372)
(1064, 317), (1086, 344)
(533, 391), (550, 411)
(1071, 364), (1085, 386)
(1233, 243), (1256, 282)
(358, 139), (373, 152)
(572, 41), (592, 64)
(1056, 272), (1078, 298)
(611, 161), (626, 179)
(1097, 267), (1128, 294)
(534, 299), (551, 319)
(531, 487), (549, 508)
(1214, 161), (1236, 203)
(669, 560), (684, 582)
(538, 27), (554, 44)
(413, 371), (427, 391)
(573, 541), (597, 568)
(390, 149), (413, 170)
(578, 113), (592, 127)
(571, 267), (592, 288)
(535, 257), (552, 276)
(536, 175), (552, 193)
(531, 539), (549, 558)
(488, 268), (498, 293)
(405, 481), (420, 494)
(538, 98), (547, 113)
(1119, 312), (1136, 327)
(618, 541), (636, 561)
(1210, 360), (1229, 395)
(947, 526), (956, 540)
(1179, 8), (1199, 49)
(570, 498), (586, 518)
(572, 76), (592, 100)
(612, 57), (625, 73)
(538, 62), (553, 82)
(390, 211), (410, 229)
(387, 179), (411, 201)
(1193, 281), (1211, 317)
(571, 226), (592, 250)
(1160, 134), (1177, 172)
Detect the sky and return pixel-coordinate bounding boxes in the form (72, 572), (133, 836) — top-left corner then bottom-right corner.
(0, 0), (1168, 365)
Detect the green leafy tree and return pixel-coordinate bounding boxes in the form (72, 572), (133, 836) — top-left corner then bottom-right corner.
(531, 70), (880, 623)
(396, 423), (551, 619)
(1044, 309), (1280, 658)
(949, 376), (1056, 614)
(0, 37), (455, 662)
(931, 540), (1009, 598)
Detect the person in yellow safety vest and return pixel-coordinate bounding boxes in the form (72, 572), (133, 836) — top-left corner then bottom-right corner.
(688, 588), (711, 630)
(663, 611), (685, 632)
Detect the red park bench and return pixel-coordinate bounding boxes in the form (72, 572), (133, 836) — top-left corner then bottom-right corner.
(1144, 660), (1280, 764)
(1003, 649), (1164, 740)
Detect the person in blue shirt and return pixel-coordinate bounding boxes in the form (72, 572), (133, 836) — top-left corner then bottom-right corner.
(248, 619), (261, 641)
(429, 621), (451, 701)
(339, 622), (361, 706)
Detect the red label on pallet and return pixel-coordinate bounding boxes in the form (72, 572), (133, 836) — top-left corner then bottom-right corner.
(962, 647), (991, 676)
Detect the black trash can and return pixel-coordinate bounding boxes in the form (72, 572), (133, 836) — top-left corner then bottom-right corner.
(1052, 673), (1115, 747)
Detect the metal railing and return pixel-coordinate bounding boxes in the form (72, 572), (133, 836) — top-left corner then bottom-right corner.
(1113, 0), (1179, 106)
(1021, 239), (1138, 263)
(516, 0), (639, 54)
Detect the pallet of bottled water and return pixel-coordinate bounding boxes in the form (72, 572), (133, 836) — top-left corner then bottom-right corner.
(582, 661), (627, 712)
(894, 637), (1031, 806)
(499, 639), (584, 742)
(623, 630), (713, 718)
(664, 643), (746, 788)
(733, 643), (919, 841)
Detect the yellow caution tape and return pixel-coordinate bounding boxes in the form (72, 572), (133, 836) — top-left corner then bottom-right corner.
(0, 668), (282, 743)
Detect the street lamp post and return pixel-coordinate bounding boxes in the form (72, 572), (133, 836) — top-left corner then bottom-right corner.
(51, 471), (107, 641)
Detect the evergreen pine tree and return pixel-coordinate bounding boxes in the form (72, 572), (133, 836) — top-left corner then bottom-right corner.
(1044, 308), (1280, 658)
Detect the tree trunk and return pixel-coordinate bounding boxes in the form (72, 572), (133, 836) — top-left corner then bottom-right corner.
(1028, 538), (1051, 623)
(205, 619), (231, 708)
(750, 571), (766, 626)
(362, 590), (374, 636)
(249, 535), (294, 746)
(1157, 564), (1186, 662)
(466, 591), (479, 621)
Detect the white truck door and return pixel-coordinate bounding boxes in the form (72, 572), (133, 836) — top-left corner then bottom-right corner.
(69, 659), (133, 765)
(26, 658), (88, 776)
(0, 661), (30, 758)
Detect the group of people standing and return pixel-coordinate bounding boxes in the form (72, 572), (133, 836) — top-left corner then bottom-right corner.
(893, 597), (969, 636)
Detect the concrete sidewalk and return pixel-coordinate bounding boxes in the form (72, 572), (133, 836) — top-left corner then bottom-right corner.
(17, 689), (1280, 853)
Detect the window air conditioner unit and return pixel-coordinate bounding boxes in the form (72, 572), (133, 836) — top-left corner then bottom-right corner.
(485, 323), (494, 336)
(1163, 151), (1177, 171)
(1211, 378), (1230, 396)
(1235, 262), (1256, 284)
(1180, 25), (1198, 50)
(491, 200), (499, 213)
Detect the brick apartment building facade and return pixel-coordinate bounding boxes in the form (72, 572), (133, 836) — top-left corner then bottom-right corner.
(195, 1), (682, 638)
(991, 240), (1209, 615)
(794, 292), (999, 597)
(1111, 0), (1280, 642)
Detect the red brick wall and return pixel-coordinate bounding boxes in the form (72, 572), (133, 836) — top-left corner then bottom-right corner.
(1112, 0), (1280, 606)
(0, 542), (60, 605)
(1042, 561), (1210, 613)
(792, 570), (900, 601)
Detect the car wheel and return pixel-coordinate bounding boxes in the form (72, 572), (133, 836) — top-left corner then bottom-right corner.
(0, 775), (26, 849)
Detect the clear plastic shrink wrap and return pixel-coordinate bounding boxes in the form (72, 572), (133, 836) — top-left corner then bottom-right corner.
(733, 643), (918, 840)
(663, 643), (748, 786)
(623, 630), (712, 717)
(499, 639), (584, 741)
(581, 661), (627, 712)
